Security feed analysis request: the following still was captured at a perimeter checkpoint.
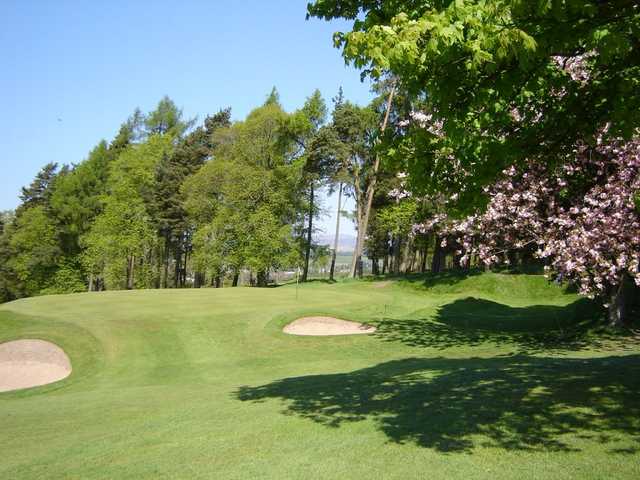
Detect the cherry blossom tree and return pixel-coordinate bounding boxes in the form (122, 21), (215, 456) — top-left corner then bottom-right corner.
(444, 134), (640, 326)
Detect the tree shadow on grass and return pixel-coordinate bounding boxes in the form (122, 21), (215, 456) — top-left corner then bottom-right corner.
(373, 297), (638, 354)
(237, 355), (640, 453)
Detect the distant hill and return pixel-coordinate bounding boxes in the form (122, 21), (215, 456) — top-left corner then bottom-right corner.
(314, 233), (356, 252)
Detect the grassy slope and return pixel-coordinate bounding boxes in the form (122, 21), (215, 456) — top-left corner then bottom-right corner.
(0, 273), (638, 479)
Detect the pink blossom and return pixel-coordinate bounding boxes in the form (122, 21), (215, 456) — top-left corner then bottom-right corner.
(424, 132), (640, 302)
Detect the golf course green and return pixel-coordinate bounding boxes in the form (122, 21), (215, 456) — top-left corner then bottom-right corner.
(1, 273), (638, 479)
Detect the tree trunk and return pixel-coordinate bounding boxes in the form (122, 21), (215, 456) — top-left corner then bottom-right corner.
(163, 233), (170, 289)
(382, 254), (388, 275)
(353, 230), (363, 278)
(126, 255), (135, 290)
(609, 274), (632, 327)
(372, 257), (379, 276)
(392, 236), (401, 274)
(408, 245), (416, 274)
(431, 237), (445, 274)
(401, 235), (413, 274)
(453, 251), (464, 270)
(329, 183), (343, 282)
(214, 276), (221, 288)
(414, 249), (422, 274)
(173, 248), (181, 288)
(420, 243), (428, 273)
(302, 183), (314, 282)
(350, 83), (396, 278)
(194, 272), (202, 288)
(182, 250), (188, 287)
(232, 271), (239, 287)
(522, 245), (536, 267)
(256, 270), (267, 287)
(350, 198), (364, 278)
(460, 251), (471, 270)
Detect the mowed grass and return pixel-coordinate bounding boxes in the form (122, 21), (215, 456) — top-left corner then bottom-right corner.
(0, 273), (639, 479)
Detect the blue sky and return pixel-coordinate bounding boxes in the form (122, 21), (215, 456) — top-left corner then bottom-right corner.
(0, 0), (371, 235)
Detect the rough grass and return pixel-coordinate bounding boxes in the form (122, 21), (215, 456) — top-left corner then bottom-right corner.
(1, 273), (638, 479)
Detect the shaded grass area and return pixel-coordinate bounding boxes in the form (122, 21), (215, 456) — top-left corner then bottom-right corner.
(1, 273), (639, 479)
(238, 354), (640, 453)
(373, 297), (639, 353)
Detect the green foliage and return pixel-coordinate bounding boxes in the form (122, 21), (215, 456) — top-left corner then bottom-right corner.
(311, 243), (331, 270)
(3, 91), (388, 294)
(243, 205), (298, 274)
(82, 188), (156, 289)
(377, 198), (418, 237)
(181, 159), (224, 227)
(144, 95), (196, 138)
(18, 162), (59, 211)
(312, 99), (379, 200)
(0, 211), (20, 302)
(186, 99), (305, 284)
(82, 136), (171, 289)
(50, 141), (114, 254)
(39, 259), (86, 295)
(154, 109), (231, 252)
(308, 0), (640, 200)
(283, 90), (329, 281)
(218, 101), (292, 169)
(111, 108), (145, 149)
(8, 205), (62, 295)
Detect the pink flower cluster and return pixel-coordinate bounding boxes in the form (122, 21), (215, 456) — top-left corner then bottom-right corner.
(509, 53), (592, 126)
(389, 172), (412, 200)
(413, 213), (448, 234)
(431, 133), (640, 301)
(552, 52), (593, 83)
(399, 111), (444, 137)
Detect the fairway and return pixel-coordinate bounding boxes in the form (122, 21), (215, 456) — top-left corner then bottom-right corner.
(1, 274), (639, 479)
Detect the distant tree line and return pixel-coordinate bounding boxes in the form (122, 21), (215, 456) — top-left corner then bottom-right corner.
(5, 0), (639, 328)
(2, 88), (458, 302)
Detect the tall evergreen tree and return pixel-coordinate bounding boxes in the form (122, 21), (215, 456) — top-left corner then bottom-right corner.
(284, 90), (327, 281)
(18, 162), (59, 212)
(0, 211), (20, 302)
(153, 109), (231, 287)
(50, 141), (114, 255)
(145, 96), (196, 138)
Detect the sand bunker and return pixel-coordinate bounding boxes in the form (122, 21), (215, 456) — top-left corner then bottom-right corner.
(0, 339), (71, 392)
(284, 316), (376, 336)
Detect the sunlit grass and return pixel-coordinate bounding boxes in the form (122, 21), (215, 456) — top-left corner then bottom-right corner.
(1, 273), (638, 479)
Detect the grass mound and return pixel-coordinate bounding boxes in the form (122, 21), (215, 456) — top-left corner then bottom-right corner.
(399, 270), (571, 301)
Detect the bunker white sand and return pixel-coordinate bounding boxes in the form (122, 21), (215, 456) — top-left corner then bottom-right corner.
(0, 339), (71, 392)
(284, 316), (376, 336)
